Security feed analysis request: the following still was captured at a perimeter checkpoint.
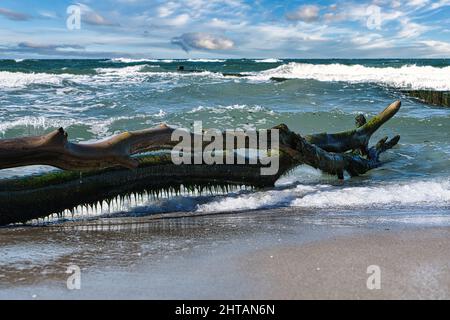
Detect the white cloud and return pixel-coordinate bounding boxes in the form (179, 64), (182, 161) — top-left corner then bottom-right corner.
(420, 40), (450, 54)
(0, 7), (30, 21)
(156, 2), (180, 18)
(77, 3), (118, 26)
(322, 3), (403, 27)
(431, 0), (450, 9)
(390, 0), (402, 8)
(405, 0), (430, 7)
(323, 12), (347, 22)
(171, 33), (234, 51)
(397, 20), (430, 38)
(351, 33), (383, 45)
(38, 10), (58, 19)
(356, 38), (397, 50)
(164, 13), (190, 26)
(286, 5), (320, 22)
(252, 24), (328, 42)
(208, 18), (247, 30)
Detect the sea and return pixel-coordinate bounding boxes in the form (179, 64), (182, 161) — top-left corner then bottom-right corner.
(1, 58), (449, 218)
(1, 58), (450, 297)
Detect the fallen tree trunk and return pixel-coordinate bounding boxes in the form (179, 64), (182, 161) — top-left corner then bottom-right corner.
(0, 101), (401, 174)
(0, 101), (401, 225)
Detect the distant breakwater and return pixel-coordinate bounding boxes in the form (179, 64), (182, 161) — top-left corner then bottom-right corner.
(403, 90), (449, 107)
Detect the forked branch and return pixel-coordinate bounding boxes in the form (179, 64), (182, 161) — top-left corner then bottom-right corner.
(0, 101), (401, 179)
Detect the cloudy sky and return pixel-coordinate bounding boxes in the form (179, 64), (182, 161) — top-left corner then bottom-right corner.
(0, 0), (449, 59)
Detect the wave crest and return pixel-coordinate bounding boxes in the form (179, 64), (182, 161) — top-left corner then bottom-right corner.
(293, 180), (450, 208)
(250, 63), (450, 90)
(0, 71), (68, 88)
(254, 58), (282, 63)
(196, 180), (450, 213)
(186, 59), (225, 63)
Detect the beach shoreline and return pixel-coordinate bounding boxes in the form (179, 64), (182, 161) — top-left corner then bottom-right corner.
(1, 208), (449, 299)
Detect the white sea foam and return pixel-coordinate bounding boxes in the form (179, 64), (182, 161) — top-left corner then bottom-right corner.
(0, 65), (222, 89)
(0, 113), (162, 137)
(196, 189), (295, 213)
(109, 58), (156, 63)
(94, 65), (147, 76)
(249, 63), (450, 90)
(0, 70), (104, 89)
(3, 62), (448, 91)
(188, 104), (271, 114)
(2, 60), (211, 88)
(195, 180), (450, 213)
(110, 58), (224, 63)
(97, 65), (223, 80)
(155, 109), (167, 118)
(291, 180), (450, 209)
(0, 116), (78, 135)
(0, 71), (68, 88)
(186, 59), (226, 63)
(0, 67), (146, 89)
(254, 58), (282, 63)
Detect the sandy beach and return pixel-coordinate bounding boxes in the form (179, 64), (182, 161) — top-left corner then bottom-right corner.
(1, 208), (450, 300)
(1, 0), (450, 304)
(241, 227), (450, 299)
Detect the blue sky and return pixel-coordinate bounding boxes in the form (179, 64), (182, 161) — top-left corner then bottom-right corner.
(0, 0), (449, 59)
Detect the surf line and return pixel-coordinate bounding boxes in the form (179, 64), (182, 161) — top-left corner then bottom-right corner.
(170, 120), (280, 176)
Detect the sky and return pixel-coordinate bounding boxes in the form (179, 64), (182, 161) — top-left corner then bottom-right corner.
(0, 0), (449, 59)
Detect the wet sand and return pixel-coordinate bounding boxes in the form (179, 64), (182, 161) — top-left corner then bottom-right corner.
(1, 208), (450, 299)
(241, 228), (450, 299)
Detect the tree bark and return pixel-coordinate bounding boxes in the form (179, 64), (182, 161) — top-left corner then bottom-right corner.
(304, 100), (400, 154)
(0, 101), (401, 179)
(0, 124), (177, 171)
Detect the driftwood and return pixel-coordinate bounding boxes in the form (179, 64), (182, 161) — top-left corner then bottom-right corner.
(0, 101), (401, 225)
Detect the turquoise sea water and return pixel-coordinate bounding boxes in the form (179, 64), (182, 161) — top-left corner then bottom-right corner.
(0, 58), (449, 220)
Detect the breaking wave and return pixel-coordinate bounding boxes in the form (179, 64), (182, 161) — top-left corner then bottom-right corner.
(94, 65), (148, 76)
(0, 68), (150, 88)
(250, 63), (450, 90)
(186, 59), (226, 63)
(291, 180), (450, 209)
(196, 180), (450, 213)
(253, 58), (283, 63)
(0, 66), (224, 88)
(5, 62), (448, 91)
(109, 58), (156, 63)
(0, 71), (77, 88)
(108, 58), (176, 63)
